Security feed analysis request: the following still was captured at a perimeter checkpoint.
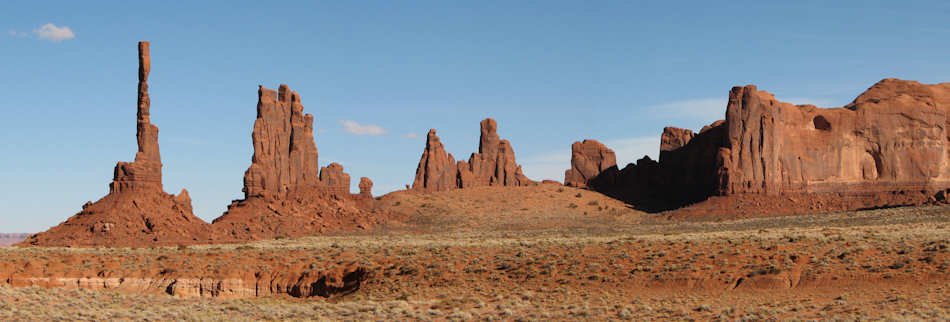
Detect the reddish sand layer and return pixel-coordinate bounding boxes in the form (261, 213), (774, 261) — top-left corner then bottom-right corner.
(0, 204), (948, 319)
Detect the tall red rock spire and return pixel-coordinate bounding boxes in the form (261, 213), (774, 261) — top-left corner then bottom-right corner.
(411, 129), (458, 192)
(243, 84), (321, 198)
(110, 41), (163, 193)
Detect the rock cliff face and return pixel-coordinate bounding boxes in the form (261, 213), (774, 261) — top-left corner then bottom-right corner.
(212, 84), (389, 241)
(20, 42), (212, 247)
(564, 140), (617, 189)
(412, 118), (534, 192)
(412, 130), (459, 192)
(242, 85), (320, 198)
(567, 79), (950, 214)
(719, 80), (950, 195)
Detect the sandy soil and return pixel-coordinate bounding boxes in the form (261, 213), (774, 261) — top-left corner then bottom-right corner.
(1, 186), (949, 320)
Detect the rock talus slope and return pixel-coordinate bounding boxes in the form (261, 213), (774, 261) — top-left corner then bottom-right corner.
(20, 42), (212, 247)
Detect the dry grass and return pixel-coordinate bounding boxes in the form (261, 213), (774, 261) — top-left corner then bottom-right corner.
(1, 203), (949, 320)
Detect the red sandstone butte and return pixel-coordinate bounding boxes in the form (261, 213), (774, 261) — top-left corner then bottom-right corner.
(566, 78), (950, 215)
(212, 84), (389, 241)
(19, 42), (212, 247)
(412, 118), (534, 192)
(564, 139), (618, 188)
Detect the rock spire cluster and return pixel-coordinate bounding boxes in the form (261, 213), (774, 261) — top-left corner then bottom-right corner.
(412, 118), (534, 192)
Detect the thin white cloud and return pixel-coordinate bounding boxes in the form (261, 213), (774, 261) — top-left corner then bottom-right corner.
(340, 120), (388, 136)
(647, 98), (725, 124)
(7, 29), (28, 38)
(605, 136), (659, 167)
(402, 133), (421, 139)
(33, 23), (75, 43)
(519, 149), (570, 182)
(519, 136), (660, 182)
(646, 96), (835, 132)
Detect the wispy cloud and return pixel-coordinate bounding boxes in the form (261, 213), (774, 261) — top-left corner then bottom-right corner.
(32, 23), (75, 43)
(340, 120), (388, 136)
(605, 136), (659, 166)
(402, 133), (421, 139)
(7, 29), (28, 38)
(519, 136), (659, 182)
(646, 96), (834, 131)
(646, 98), (725, 125)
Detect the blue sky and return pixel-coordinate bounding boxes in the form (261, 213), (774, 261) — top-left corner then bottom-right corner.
(2, 1), (950, 232)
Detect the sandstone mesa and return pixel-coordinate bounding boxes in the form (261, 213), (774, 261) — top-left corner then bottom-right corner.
(567, 79), (950, 216)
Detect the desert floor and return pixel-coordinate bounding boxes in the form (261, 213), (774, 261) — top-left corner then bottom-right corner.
(2, 185), (949, 320)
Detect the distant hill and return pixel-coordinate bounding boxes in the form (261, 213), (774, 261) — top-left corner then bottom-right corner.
(0, 233), (31, 247)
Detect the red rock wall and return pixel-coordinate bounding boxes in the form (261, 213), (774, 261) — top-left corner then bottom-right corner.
(567, 78), (950, 212)
(719, 80), (950, 195)
(564, 140), (617, 188)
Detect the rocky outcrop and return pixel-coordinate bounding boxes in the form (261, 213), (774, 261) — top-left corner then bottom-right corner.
(411, 130), (458, 192)
(19, 42), (212, 247)
(412, 118), (535, 192)
(718, 80), (950, 196)
(564, 140), (618, 188)
(359, 177), (373, 197)
(568, 78), (950, 214)
(319, 162), (351, 196)
(242, 85), (320, 199)
(3, 264), (369, 299)
(212, 84), (390, 241)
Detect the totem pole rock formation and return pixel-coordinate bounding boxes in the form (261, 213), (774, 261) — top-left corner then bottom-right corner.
(412, 118), (534, 192)
(212, 84), (386, 241)
(20, 42), (212, 247)
(566, 78), (950, 214)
